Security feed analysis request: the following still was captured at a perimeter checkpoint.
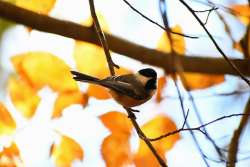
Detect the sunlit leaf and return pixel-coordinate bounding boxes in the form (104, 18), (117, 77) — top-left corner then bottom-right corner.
(156, 77), (167, 103)
(182, 73), (225, 90)
(102, 133), (133, 167)
(87, 67), (131, 100)
(134, 115), (180, 167)
(230, 4), (250, 25)
(100, 111), (133, 134)
(73, 14), (110, 79)
(157, 25), (185, 54)
(11, 52), (78, 92)
(8, 77), (40, 118)
(0, 102), (16, 136)
(0, 142), (22, 167)
(100, 111), (133, 167)
(12, 0), (56, 14)
(51, 135), (84, 167)
(52, 91), (88, 118)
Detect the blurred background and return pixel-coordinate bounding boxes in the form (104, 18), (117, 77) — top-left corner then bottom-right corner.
(0, 0), (250, 166)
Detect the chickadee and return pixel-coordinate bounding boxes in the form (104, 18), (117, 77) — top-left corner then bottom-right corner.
(71, 68), (157, 108)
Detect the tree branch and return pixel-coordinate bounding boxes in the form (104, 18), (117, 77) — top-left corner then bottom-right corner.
(88, 0), (118, 76)
(179, 0), (250, 86)
(0, 1), (249, 76)
(227, 97), (250, 167)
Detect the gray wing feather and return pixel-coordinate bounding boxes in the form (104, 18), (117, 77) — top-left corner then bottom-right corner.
(100, 75), (146, 100)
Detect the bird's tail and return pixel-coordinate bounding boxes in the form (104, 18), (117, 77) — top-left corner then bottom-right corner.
(71, 71), (100, 83)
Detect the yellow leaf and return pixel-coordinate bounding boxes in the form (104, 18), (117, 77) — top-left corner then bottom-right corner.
(100, 111), (133, 134)
(11, 52), (78, 92)
(134, 115), (180, 167)
(51, 135), (84, 167)
(230, 4), (250, 25)
(183, 73), (225, 90)
(52, 91), (88, 118)
(157, 25), (185, 54)
(15, 0), (56, 14)
(0, 142), (22, 167)
(8, 77), (40, 118)
(156, 77), (167, 103)
(0, 102), (16, 136)
(102, 133), (133, 167)
(73, 14), (110, 79)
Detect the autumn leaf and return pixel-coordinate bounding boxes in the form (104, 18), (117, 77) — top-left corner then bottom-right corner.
(182, 73), (225, 90)
(73, 13), (110, 79)
(134, 115), (180, 167)
(8, 77), (40, 118)
(100, 112), (133, 166)
(0, 142), (22, 166)
(156, 77), (167, 103)
(157, 25), (185, 54)
(52, 91), (88, 118)
(230, 4), (250, 25)
(102, 133), (133, 167)
(11, 52), (78, 92)
(157, 25), (224, 90)
(51, 135), (84, 167)
(100, 111), (133, 134)
(0, 102), (16, 136)
(8, 0), (56, 14)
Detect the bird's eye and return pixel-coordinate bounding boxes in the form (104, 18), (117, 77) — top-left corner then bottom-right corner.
(145, 78), (156, 90)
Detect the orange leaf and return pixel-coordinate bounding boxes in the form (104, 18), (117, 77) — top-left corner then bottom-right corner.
(183, 73), (225, 90)
(230, 4), (250, 25)
(157, 25), (185, 54)
(15, 0), (56, 14)
(8, 77), (40, 118)
(52, 91), (88, 118)
(100, 112), (133, 167)
(134, 115), (180, 167)
(51, 135), (84, 167)
(102, 133), (133, 167)
(0, 103), (16, 136)
(156, 77), (167, 103)
(0, 142), (22, 166)
(11, 52), (78, 92)
(100, 111), (133, 134)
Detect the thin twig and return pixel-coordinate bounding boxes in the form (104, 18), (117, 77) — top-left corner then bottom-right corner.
(149, 113), (250, 141)
(179, 0), (250, 87)
(0, 1), (250, 76)
(124, 107), (167, 167)
(122, 0), (197, 39)
(89, 0), (119, 76)
(159, 0), (210, 166)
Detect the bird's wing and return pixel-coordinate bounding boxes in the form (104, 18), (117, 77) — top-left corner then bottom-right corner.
(100, 75), (146, 100)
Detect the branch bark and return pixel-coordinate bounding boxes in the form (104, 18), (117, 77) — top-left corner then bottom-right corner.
(227, 97), (250, 167)
(0, 1), (249, 76)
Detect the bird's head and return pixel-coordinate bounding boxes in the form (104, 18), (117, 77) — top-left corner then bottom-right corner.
(138, 68), (157, 90)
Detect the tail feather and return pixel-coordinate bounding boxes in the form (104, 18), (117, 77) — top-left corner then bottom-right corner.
(71, 71), (100, 83)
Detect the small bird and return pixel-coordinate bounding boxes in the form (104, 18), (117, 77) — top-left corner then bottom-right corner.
(71, 68), (157, 108)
